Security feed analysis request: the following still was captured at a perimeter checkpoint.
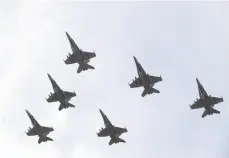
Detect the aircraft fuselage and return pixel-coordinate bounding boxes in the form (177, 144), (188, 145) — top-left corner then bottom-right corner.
(196, 78), (215, 110)
(135, 57), (153, 88)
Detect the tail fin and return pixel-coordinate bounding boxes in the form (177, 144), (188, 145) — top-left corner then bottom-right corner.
(202, 108), (220, 118)
(77, 63), (94, 73)
(142, 87), (160, 97)
(109, 138), (126, 145)
(58, 102), (75, 111)
(38, 137), (53, 144)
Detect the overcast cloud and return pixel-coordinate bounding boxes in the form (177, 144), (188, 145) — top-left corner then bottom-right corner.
(0, 1), (229, 158)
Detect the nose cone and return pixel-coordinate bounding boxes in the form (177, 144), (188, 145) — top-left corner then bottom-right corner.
(196, 78), (200, 84)
(66, 32), (70, 38)
(25, 110), (31, 116)
(51, 128), (54, 132)
(133, 56), (138, 63)
(47, 73), (52, 80)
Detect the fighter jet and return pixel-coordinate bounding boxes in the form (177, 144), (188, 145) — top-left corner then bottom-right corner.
(189, 78), (224, 118)
(46, 73), (76, 111)
(64, 32), (96, 73)
(25, 110), (54, 144)
(129, 56), (162, 97)
(97, 109), (128, 146)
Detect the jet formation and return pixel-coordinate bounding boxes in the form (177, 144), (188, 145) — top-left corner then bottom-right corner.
(25, 31), (224, 145)
(189, 78), (224, 118)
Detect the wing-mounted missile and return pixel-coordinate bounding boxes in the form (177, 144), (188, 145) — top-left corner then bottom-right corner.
(46, 92), (52, 101)
(65, 52), (71, 58)
(99, 127), (104, 133)
(96, 127), (104, 136)
(27, 127), (32, 132)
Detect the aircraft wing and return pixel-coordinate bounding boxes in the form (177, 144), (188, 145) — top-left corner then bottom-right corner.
(64, 91), (76, 99)
(97, 128), (110, 137)
(115, 127), (127, 133)
(190, 99), (204, 109)
(82, 51), (96, 60)
(150, 75), (162, 84)
(210, 96), (224, 105)
(64, 53), (79, 64)
(26, 127), (37, 136)
(46, 92), (59, 103)
(129, 77), (142, 88)
(41, 126), (54, 133)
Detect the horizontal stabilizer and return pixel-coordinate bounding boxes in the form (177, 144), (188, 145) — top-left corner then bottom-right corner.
(109, 138), (126, 145)
(142, 87), (160, 97)
(77, 63), (95, 73)
(202, 110), (208, 118)
(58, 102), (75, 111)
(46, 137), (53, 141)
(67, 102), (75, 108)
(38, 137), (53, 144)
(212, 108), (220, 114)
(117, 138), (126, 143)
(109, 139), (115, 145)
(202, 108), (220, 118)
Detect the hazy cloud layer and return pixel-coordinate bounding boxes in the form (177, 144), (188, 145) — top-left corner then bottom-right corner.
(0, 2), (229, 158)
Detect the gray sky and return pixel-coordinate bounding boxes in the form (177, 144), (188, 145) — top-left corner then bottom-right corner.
(0, 1), (229, 158)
